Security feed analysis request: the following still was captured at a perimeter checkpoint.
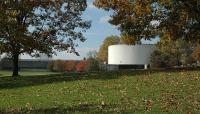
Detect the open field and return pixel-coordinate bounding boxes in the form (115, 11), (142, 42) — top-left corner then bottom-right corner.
(0, 70), (200, 114)
(0, 70), (59, 77)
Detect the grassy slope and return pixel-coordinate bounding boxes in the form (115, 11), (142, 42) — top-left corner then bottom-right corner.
(0, 70), (200, 114)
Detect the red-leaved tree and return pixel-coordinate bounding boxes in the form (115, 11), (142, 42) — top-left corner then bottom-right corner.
(76, 61), (87, 72)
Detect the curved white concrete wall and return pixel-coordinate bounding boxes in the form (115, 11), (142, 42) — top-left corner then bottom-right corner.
(108, 44), (155, 65)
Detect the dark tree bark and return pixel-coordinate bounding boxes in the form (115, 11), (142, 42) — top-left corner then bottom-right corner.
(12, 52), (19, 77)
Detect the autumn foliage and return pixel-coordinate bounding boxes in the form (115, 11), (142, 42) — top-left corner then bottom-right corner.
(86, 58), (100, 72)
(76, 61), (87, 72)
(120, 33), (138, 45)
(151, 39), (195, 68)
(64, 61), (77, 72)
(53, 60), (65, 72)
(94, 0), (199, 44)
(97, 35), (120, 62)
(0, 0), (90, 77)
(192, 43), (200, 61)
(48, 60), (100, 72)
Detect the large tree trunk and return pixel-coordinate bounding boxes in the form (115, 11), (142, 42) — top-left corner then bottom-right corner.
(12, 52), (19, 77)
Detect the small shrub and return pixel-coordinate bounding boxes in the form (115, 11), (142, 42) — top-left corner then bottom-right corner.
(76, 61), (87, 72)
(150, 50), (176, 68)
(47, 60), (55, 71)
(150, 50), (161, 68)
(53, 60), (65, 72)
(192, 43), (200, 61)
(86, 58), (100, 72)
(64, 61), (76, 72)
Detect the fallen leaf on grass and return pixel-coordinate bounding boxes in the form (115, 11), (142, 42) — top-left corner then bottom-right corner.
(144, 99), (153, 111)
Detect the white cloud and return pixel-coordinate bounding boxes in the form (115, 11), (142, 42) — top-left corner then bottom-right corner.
(99, 16), (110, 24)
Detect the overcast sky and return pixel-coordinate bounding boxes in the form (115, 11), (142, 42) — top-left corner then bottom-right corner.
(21, 0), (159, 60)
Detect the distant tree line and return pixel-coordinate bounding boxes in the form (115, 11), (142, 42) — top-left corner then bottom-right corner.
(151, 39), (197, 68)
(48, 58), (101, 73)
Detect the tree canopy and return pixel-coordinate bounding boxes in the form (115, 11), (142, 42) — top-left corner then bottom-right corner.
(151, 38), (195, 68)
(94, 0), (200, 42)
(0, 0), (91, 76)
(120, 33), (140, 45)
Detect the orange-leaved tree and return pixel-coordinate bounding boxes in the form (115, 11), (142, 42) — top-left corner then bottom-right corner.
(94, 0), (200, 45)
(192, 40), (200, 61)
(65, 61), (77, 72)
(0, 0), (91, 77)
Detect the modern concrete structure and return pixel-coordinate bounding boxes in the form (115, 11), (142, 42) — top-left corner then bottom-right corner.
(108, 44), (155, 70)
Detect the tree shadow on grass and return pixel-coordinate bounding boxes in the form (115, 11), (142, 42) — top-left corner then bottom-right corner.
(0, 103), (134, 114)
(0, 69), (199, 90)
(0, 70), (156, 90)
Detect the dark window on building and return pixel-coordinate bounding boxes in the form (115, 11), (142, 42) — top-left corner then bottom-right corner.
(118, 65), (144, 69)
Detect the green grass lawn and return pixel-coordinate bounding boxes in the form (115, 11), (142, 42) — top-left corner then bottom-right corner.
(0, 70), (200, 114)
(0, 70), (59, 77)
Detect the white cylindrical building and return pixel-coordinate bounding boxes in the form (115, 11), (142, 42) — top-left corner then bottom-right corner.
(108, 44), (155, 70)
